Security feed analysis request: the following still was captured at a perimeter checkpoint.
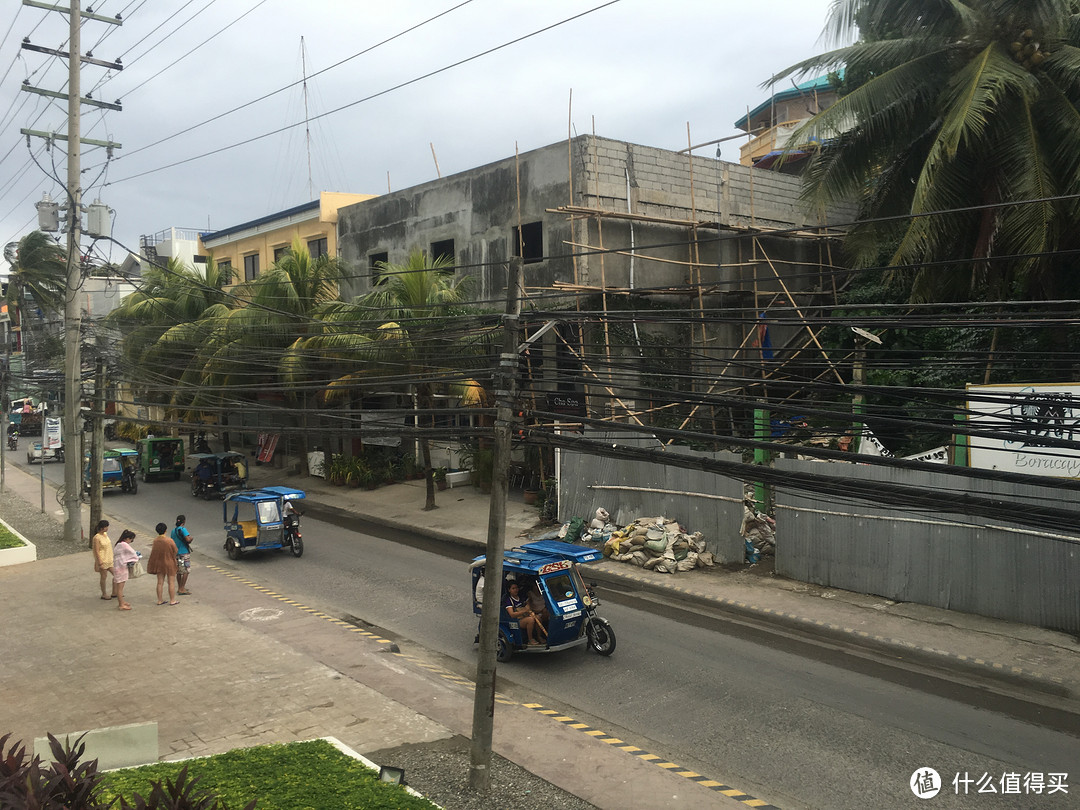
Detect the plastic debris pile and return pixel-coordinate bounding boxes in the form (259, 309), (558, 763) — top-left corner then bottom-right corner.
(741, 497), (776, 564)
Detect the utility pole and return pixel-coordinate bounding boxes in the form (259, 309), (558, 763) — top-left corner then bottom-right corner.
(469, 257), (523, 791)
(61, 0), (83, 546)
(20, 1), (121, 544)
(89, 356), (104, 531)
(1, 313), (9, 493)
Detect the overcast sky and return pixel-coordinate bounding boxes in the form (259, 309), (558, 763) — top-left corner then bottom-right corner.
(0, 0), (840, 273)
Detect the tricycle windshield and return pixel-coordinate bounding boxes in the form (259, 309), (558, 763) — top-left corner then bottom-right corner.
(103, 458), (121, 473)
(256, 500), (280, 524)
(542, 573), (578, 611)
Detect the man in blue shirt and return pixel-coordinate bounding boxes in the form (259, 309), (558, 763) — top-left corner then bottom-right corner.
(171, 514), (194, 595)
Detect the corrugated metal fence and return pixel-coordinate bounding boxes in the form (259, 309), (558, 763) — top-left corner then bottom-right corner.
(559, 433), (745, 563)
(775, 458), (1080, 633)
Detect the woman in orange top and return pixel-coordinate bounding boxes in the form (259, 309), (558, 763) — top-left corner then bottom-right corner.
(91, 519), (114, 600)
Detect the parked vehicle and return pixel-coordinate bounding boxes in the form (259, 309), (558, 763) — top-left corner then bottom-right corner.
(135, 436), (184, 482)
(26, 440), (63, 464)
(190, 451), (248, 499)
(470, 540), (616, 662)
(222, 486), (306, 560)
(83, 448), (139, 495)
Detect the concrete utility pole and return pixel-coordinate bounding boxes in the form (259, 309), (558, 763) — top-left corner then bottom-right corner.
(469, 257), (523, 790)
(19, 2), (121, 543)
(89, 356), (104, 531)
(61, 0), (83, 545)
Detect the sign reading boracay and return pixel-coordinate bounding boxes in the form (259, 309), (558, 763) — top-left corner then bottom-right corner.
(966, 383), (1080, 478)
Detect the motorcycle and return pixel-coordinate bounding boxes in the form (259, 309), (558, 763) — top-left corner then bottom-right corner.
(6, 431), (17, 451)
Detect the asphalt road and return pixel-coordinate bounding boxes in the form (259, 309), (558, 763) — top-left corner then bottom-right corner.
(12, 458), (1080, 810)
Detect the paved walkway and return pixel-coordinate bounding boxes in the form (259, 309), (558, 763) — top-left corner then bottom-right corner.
(1, 459), (1077, 810)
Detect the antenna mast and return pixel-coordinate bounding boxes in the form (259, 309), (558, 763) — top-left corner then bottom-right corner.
(302, 36), (313, 200)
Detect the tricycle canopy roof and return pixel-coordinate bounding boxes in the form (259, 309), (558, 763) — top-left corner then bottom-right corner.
(190, 451), (246, 462)
(471, 540), (602, 573)
(224, 486), (305, 505)
(102, 448), (138, 459)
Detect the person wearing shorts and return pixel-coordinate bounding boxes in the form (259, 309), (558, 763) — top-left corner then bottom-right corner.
(170, 515), (194, 595)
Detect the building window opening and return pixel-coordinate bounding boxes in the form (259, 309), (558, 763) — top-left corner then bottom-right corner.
(512, 221), (543, 264)
(308, 237), (328, 258)
(243, 254), (260, 282)
(370, 251), (389, 285)
(430, 238), (455, 267)
(273, 245), (290, 263)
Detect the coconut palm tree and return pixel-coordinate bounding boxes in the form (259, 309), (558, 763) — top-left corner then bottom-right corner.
(292, 250), (478, 510)
(4, 231), (68, 369)
(197, 237), (343, 472)
(774, 0), (1080, 303)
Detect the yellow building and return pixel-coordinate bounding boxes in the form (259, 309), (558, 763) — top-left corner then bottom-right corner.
(199, 192), (375, 282)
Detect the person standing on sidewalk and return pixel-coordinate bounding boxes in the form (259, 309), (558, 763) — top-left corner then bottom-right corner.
(111, 530), (140, 611)
(91, 519), (114, 600)
(147, 522), (179, 605)
(171, 515), (194, 595)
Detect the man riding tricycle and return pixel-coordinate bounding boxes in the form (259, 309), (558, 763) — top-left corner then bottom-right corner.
(222, 486), (305, 560)
(190, 451), (248, 499)
(83, 448), (139, 496)
(471, 540), (616, 662)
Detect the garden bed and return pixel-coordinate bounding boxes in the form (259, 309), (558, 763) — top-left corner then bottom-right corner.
(100, 737), (440, 810)
(0, 516), (36, 566)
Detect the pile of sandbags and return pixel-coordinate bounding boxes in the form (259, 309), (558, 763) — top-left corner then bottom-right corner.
(601, 515), (714, 574)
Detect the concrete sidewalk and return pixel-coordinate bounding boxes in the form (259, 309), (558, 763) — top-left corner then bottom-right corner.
(0, 463), (752, 810)
(2, 458), (1078, 810)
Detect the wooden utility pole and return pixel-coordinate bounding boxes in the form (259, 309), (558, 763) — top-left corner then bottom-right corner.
(469, 257), (523, 791)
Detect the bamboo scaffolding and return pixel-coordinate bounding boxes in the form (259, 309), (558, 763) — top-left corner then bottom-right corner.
(754, 237), (846, 386)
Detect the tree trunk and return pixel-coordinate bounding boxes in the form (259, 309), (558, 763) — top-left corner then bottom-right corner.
(419, 384), (437, 510)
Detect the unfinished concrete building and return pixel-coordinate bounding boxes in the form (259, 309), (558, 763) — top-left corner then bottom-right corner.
(336, 134), (854, 437)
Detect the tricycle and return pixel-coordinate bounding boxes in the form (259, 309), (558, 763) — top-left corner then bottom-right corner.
(190, 451), (248, 499)
(135, 436), (184, 482)
(26, 440), (63, 464)
(83, 448), (139, 495)
(471, 540), (616, 662)
(222, 486), (306, 560)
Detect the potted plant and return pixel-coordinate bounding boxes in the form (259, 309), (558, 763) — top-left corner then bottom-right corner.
(328, 455), (348, 486)
(434, 466), (448, 491)
(344, 457), (369, 488)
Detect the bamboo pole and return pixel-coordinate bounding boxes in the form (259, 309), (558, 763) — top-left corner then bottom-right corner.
(754, 237), (846, 385)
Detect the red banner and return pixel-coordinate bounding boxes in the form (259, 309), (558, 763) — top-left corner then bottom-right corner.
(257, 433), (278, 463)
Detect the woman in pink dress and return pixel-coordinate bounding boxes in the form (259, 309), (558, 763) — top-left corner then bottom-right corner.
(111, 530), (140, 611)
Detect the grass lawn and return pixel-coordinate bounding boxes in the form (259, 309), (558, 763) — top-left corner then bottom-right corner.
(0, 522), (25, 549)
(100, 739), (439, 810)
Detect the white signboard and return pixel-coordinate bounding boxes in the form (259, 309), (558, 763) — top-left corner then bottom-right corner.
(44, 417), (62, 449)
(966, 383), (1080, 477)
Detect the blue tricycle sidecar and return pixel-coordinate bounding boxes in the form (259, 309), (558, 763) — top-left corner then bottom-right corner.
(471, 540), (615, 662)
(223, 486), (306, 560)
